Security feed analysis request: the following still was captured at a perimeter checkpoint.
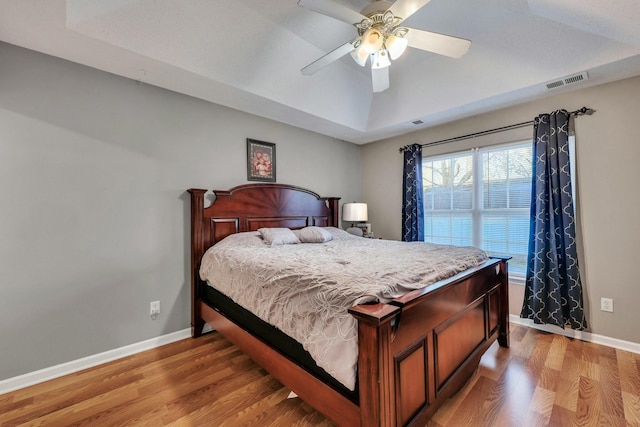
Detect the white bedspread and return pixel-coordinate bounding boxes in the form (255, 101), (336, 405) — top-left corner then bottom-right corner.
(199, 227), (488, 391)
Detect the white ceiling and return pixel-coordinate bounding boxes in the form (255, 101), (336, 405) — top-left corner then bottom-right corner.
(1, 0), (640, 144)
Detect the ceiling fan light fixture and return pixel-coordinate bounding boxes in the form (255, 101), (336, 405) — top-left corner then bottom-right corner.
(361, 28), (384, 54)
(350, 45), (369, 66)
(386, 34), (408, 60)
(371, 49), (391, 69)
(298, 0), (471, 92)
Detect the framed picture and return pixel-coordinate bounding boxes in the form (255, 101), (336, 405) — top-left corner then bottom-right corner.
(247, 139), (276, 182)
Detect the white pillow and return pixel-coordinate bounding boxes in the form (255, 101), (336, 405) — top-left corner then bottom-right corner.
(294, 226), (333, 243)
(257, 228), (300, 246)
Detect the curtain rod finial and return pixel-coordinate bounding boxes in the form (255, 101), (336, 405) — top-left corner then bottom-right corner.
(575, 107), (594, 116)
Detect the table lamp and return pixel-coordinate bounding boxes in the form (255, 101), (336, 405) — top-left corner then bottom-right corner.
(342, 202), (368, 236)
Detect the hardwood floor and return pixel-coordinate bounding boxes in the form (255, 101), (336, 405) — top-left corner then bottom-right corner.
(1, 324), (639, 426)
(428, 325), (640, 427)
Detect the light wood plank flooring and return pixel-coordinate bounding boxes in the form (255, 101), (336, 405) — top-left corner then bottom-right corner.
(1, 324), (639, 426)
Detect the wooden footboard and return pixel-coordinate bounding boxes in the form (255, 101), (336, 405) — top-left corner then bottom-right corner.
(350, 257), (509, 427)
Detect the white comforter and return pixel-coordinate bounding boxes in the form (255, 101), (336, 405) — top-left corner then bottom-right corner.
(199, 227), (488, 391)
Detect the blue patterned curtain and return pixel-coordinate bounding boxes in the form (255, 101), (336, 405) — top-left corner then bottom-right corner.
(402, 144), (424, 242)
(521, 110), (587, 330)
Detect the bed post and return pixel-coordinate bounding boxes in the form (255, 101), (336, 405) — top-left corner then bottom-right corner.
(323, 197), (340, 227)
(349, 303), (402, 427)
(188, 188), (207, 338)
(492, 256), (511, 347)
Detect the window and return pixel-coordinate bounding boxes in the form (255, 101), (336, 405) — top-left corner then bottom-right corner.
(422, 141), (533, 277)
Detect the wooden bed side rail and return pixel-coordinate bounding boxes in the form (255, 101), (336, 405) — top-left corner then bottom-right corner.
(200, 301), (361, 427)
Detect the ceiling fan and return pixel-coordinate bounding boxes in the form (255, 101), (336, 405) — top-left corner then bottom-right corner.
(298, 0), (471, 92)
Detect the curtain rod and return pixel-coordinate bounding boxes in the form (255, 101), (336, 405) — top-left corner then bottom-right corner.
(399, 106), (594, 153)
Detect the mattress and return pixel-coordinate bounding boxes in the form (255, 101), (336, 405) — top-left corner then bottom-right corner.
(199, 227), (488, 390)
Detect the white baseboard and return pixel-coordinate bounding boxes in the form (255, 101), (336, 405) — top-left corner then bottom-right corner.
(509, 315), (640, 354)
(4, 320), (638, 396)
(0, 328), (191, 395)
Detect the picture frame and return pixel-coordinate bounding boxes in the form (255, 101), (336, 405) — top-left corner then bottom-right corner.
(247, 138), (276, 182)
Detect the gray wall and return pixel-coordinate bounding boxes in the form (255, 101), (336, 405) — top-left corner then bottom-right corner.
(0, 42), (361, 381)
(361, 76), (640, 345)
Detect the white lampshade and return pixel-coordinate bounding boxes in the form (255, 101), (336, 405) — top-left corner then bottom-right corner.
(386, 34), (408, 60)
(350, 45), (369, 67)
(371, 49), (391, 69)
(360, 28), (384, 54)
(343, 203), (368, 222)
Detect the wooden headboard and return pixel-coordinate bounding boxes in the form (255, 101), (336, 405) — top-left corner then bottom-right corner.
(189, 183), (340, 250)
(188, 183), (340, 330)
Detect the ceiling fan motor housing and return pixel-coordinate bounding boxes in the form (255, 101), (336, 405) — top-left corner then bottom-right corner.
(359, 1), (394, 17)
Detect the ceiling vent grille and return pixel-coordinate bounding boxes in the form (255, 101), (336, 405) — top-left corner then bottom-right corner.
(545, 71), (588, 90)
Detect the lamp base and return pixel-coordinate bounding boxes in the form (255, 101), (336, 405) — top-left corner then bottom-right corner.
(345, 227), (364, 237)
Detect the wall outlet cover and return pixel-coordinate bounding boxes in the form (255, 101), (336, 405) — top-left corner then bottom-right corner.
(600, 298), (613, 313)
(150, 301), (160, 316)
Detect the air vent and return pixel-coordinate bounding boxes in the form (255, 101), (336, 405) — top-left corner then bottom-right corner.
(412, 120), (424, 125)
(546, 80), (565, 89)
(545, 71), (588, 90)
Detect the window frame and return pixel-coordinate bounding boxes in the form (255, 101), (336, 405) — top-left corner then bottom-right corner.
(422, 140), (534, 283)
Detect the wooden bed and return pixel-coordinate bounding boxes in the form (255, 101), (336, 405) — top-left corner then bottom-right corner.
(188, 183), (510, 427)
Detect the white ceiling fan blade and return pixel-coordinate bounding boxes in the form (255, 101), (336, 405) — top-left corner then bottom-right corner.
(301, 40), (357, 75)
(405, 28), (471, 58)
(298, 0), (366, 24)
(388, 0), (433, 20)
(372, 67), (389, 93)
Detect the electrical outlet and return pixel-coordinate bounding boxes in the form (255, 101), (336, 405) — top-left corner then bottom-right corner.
(600, 297), (613, 313)
(150, 300), (160, 318)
